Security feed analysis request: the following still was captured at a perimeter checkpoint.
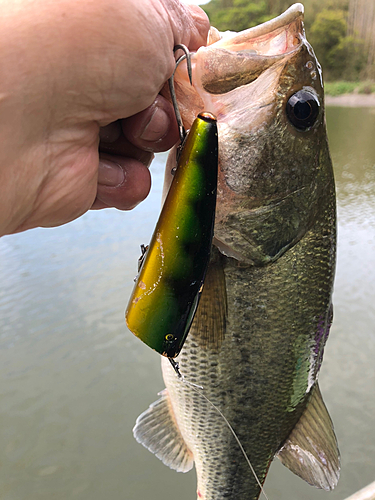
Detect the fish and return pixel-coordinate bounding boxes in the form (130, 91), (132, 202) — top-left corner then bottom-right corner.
(133, 3), (339, 499)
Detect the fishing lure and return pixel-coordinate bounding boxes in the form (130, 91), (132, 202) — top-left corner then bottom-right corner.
(125, 110), (218, 358)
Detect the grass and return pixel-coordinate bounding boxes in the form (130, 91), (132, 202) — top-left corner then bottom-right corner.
(324, 80), (375, 96)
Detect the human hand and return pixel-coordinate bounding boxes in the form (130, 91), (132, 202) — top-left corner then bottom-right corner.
(0, 0), (209, 236)
(94, 94), (180, 211)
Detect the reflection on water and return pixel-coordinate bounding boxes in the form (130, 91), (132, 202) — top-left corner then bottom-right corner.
(0, 107), (374, 500)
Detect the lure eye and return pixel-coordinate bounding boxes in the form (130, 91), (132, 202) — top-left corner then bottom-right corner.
(286, 90), (320, 131)
(165, 334), (175, 342)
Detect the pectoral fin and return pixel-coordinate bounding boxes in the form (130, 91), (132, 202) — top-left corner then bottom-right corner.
(133, 389), (193, 473)
(192, 258), (227, 351)
(277, 383), (340, 491)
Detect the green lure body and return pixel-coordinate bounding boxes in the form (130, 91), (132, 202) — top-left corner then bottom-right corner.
(125, 112), (218, 358)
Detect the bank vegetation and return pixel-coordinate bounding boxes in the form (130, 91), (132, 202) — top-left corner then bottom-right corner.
(203, 0), (375, 87)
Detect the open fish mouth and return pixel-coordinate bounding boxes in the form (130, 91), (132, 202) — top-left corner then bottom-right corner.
(171, 3), (314, 134)
(202, 3), (305, 94)
(173, 3), (306, 108)
(207, 2), (304, 51)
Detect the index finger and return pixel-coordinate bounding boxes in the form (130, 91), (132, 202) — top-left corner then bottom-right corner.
(181, 4), (210, 51)
(167, 2), (210, 52)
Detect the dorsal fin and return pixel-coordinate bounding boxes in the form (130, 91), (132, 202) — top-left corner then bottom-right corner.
(277, 383), (340, 490)
(133, 389), (193, 473)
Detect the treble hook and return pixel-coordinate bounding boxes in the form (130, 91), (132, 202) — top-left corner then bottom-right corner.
(168, 44), (193, 144)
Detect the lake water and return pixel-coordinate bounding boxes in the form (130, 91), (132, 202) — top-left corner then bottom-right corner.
(0, 106), (374, 500)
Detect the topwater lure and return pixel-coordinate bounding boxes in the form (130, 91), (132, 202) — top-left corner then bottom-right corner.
(125, 47), (218, 359)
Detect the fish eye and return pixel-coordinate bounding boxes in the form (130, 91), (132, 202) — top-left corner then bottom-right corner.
(286, 90), (320, 131)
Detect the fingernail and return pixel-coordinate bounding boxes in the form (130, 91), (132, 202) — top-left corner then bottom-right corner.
(139, 106), (169, 142)
(98, 159), (125, 187)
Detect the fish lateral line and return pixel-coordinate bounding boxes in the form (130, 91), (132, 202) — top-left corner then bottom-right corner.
(168, 357), (270, 500)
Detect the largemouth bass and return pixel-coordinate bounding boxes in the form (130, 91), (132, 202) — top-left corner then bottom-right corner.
(133, 4), (339, 499)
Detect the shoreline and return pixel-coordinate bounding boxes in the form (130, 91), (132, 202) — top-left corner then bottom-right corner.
(325, 93), (375, 107)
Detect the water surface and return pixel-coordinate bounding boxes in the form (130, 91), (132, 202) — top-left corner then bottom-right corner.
(0, 106), (374, 499)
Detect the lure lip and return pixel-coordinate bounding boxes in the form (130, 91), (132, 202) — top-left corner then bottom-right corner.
(198, 112), (217, 123)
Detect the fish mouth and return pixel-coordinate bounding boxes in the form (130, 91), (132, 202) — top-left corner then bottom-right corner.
(197, 3), (305, 95)
(169, 4), (307, 127)
(209, 3), (304, 52)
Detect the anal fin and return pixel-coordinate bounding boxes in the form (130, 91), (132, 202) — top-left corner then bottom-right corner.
(133, 389), (194, 473)
(277, 382), (340, 491)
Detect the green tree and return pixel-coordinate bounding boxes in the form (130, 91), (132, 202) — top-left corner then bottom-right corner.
(310, 9), (347, 56)
(327, 36), (367, 80)
(204, 0), (270, 32)
(310, 9), (367, 80)
(302, 0), (349, 32)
